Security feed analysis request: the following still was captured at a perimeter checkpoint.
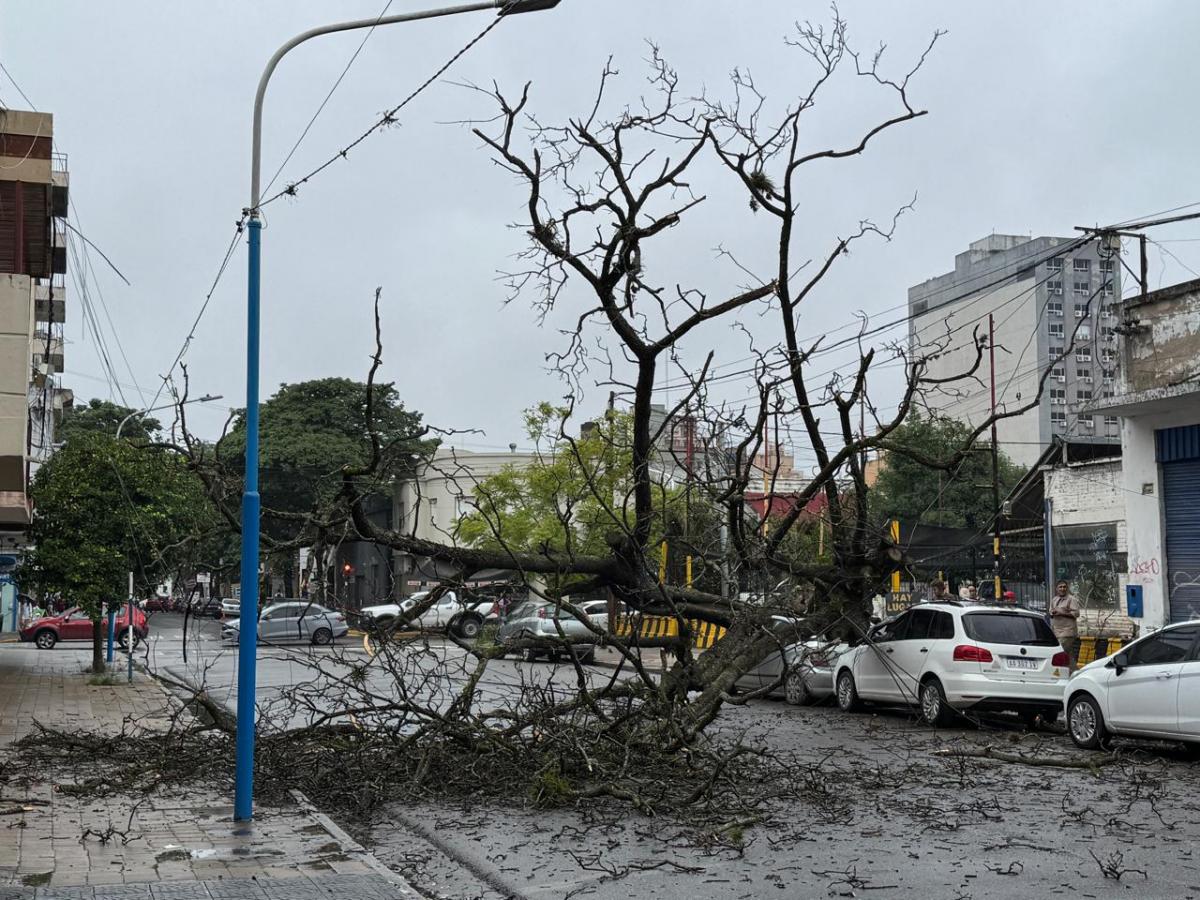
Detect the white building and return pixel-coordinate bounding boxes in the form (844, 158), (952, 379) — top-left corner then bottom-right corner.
(1093, 277), (1200, 629)
(392, 446), (538, 591)
(909, 234), (1121, 467)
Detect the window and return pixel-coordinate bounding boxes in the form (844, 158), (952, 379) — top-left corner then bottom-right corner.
(1102, 303), (1119, 317)
(1078, 325), (1092, 341)
(1050, 345), (1064, 359)
(1048, 322), (1064, 338)
(1048, 300), (1063, 316)
(1050, 387), (1066, 404)
(906, 608), (936, 640)
(912, 299), (928, 315)
(1101, 326), (1115, 340)
(1074, 280), (1090, 295)
(1102, 388), (1115, 400)
(1051, 410), (1067, 427)
(1104, 416), (1119, 426)
(1074, 305), (1087, 318)
(962, 612), (1057, 646)
(1100, 259), (1114, 274)
(1076, 348), (1092, 362)
(1078, 414), (1094, 429)
(1076, 368), (1092, 382)
(1074, 258), (1091, 273)
(1101, 348), (1116, 364)
(1076, 389), (1093, 402)
(1048, 280), (1063, 296)
(1048, 257), (1063, 271)
(1051, 366), (1065, 381)
(1102, 282), (1114, 296)
(1123, 626), (1200, 666)
(874, 612), (911, 642)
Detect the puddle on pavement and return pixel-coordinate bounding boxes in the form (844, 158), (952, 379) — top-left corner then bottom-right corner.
(156, 844), (285, 863)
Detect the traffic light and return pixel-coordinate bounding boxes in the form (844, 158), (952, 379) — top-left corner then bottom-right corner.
(342, 562), (353, 577)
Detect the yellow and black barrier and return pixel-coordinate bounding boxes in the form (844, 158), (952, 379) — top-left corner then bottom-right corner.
(1077, 635), (1124, 667)
(614, 615), (726, 650)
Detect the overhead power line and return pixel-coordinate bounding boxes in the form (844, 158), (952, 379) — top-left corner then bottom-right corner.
(258, 4), (512, 210)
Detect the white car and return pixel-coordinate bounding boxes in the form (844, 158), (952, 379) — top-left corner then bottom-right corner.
(1065, 621), (1200, 751)
(834, 602), (1070, 727)
(737, 638), (849, 705)
(222, 601), (348, 645)
(359, 590), (496, 639)
(220, 598), (241, 618)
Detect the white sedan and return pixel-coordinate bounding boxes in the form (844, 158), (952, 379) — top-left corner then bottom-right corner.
(737, 639), (848, 705)
(1065, 621), (1200, 750)
(222, 601), (348, 645)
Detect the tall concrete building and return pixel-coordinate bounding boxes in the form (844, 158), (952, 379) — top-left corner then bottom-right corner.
(0, 108), (70, 548)
(908, 233), (1121, 468)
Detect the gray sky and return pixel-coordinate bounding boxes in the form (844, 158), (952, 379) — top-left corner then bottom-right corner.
(5, 1), (1199, 465)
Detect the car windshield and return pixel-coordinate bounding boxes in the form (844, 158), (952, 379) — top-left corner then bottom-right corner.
(510, 601), (547, 619)
(962, 612), (1057, 646)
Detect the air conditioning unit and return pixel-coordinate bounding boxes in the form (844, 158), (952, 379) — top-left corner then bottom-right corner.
(1051, 397), (1065, 405)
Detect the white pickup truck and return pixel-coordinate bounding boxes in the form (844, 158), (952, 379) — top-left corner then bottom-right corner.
(359, 590), (496, 639)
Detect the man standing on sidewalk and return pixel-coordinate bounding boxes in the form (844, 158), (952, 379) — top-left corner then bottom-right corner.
(1049, 579), (1082, 667)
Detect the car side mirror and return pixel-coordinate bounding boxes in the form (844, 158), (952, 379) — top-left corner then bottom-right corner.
(1107, 651), (1129, 674)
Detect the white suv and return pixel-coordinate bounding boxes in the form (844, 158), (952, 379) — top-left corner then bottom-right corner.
(834, 602), (1071, 726)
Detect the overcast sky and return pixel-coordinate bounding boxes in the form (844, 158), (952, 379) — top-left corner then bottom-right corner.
(4, 1), (1199, 465)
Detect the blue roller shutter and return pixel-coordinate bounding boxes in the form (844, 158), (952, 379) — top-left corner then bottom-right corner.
(1159, 426), (1200, 623)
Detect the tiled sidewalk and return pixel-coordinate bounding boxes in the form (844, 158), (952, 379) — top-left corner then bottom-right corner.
(0, 646), (414, 899)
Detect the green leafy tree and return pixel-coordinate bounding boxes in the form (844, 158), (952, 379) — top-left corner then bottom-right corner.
(58, 398), (161, 445)
(459, 404), (715, 591)
(225, 378), (435, 530)
(872, 414), (1025, 529)
(22, 433), (210, 672)
(222, 379), (435, 595)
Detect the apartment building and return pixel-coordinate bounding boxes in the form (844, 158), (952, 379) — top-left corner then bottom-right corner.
(909, 233), (1122, 468)
(0, 108), (70, 546)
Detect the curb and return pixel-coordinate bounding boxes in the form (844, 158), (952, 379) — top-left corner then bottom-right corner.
(288, 789), (421, 898)
(384, 805), (532, 900)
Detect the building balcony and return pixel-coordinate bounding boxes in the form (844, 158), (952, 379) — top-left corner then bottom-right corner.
(33, 282), (65, 323)
(31, 334), (63, 375)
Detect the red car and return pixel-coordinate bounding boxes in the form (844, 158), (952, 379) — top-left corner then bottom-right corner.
(20, 606), (148, 650)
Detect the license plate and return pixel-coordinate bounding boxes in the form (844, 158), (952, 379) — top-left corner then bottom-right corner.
(1005, 657), (1039, 670)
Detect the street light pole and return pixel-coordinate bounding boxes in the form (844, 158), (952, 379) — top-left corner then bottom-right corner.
(237, 0), (561, 823)
(109, 394), (222, 666)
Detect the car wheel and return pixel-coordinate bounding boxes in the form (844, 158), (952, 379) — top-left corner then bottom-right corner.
(311, 627), (333, 646)
(456, 616), (482, 640)
(919, 678), (953, 727)
(120, 628), (138, 652)
(1067, 693), (1108, 750)
(785, 670), (812, 706)
(1180, 741), (1200, 759)
(34, 630), (56, 650)
(522, 647), (539, 663)
(836, 670), (860, 713)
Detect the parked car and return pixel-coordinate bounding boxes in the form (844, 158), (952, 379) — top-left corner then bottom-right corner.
(20, 606), (148, 650)
(191, 597), (223, 619)
(737, 637), (849, 705)
(1065, 621), (1200, 751)
(220, 598), (242, 618)
(833, 602), (1070, 727)
(222, 601), (348, 646)
(360, 590), (496, 639)
(494, 599), (606, 663)
(142, 596), (174, 613)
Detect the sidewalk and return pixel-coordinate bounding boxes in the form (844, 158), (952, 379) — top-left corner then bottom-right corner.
(0, 645), (414, 900)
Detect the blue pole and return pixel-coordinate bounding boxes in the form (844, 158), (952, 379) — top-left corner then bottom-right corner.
(106, 605), (115, 664)
(234, 215), (262, 821)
